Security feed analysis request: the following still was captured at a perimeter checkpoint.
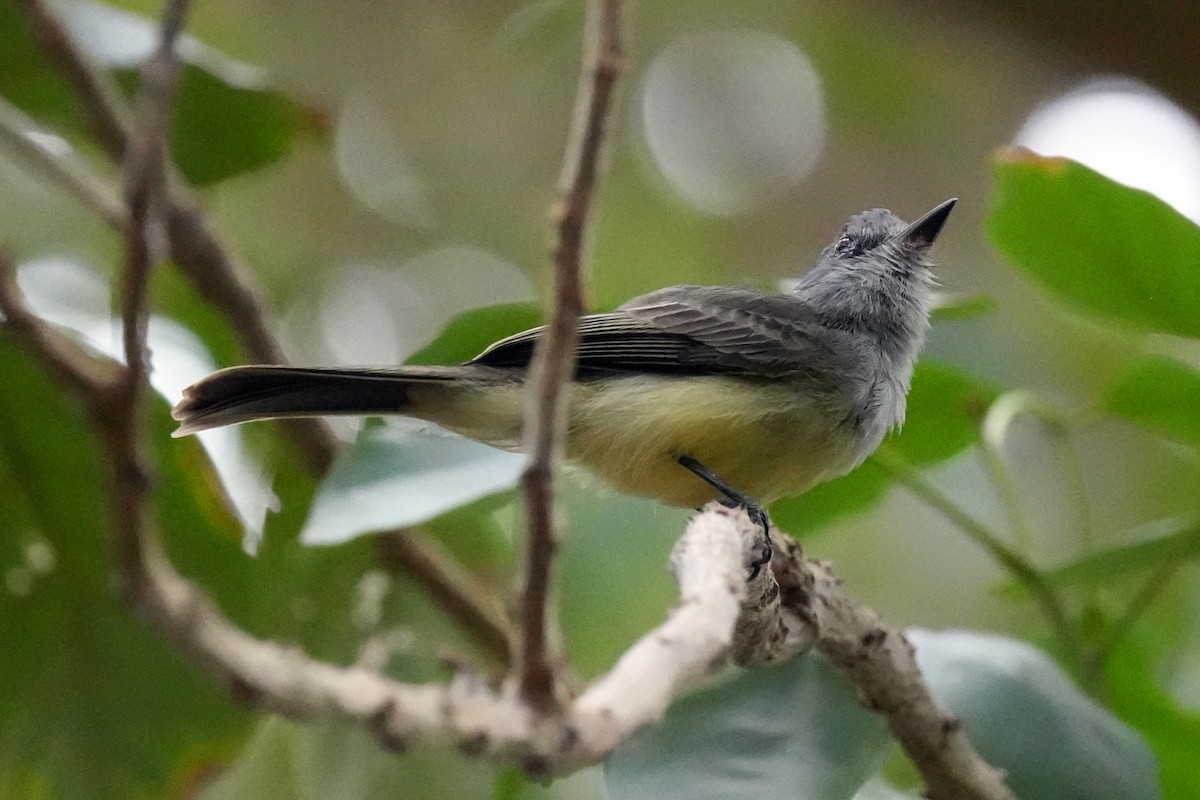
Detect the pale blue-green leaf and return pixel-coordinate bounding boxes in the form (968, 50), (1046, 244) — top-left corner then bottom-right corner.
(301, 424), (523, 546)
(605, 653), (891, 800)
(16, 257), (274, 540)
(909, 629), (1160, 800)
(851, 779), (922, 800)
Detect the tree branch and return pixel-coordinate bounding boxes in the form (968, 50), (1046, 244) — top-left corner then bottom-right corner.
(517, 0), (622, 711)
(12, 0), (337, 473)
(0, 96), (125, 228)
(375, 531), (516, 667)
(0, 269), (1016, 794)
(0, 252), (120, 413)
(7, 0), (512, 657)
(771, 535), (1018, 800)
(15, 0), (132, 161)
(109, 0), (191, 600)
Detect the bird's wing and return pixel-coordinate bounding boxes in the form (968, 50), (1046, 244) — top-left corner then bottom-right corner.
(471, 285), (847, 379)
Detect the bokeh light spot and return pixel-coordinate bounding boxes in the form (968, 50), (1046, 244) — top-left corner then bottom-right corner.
(1016, 78), (1200, 222)
(640, 30), (826, 217)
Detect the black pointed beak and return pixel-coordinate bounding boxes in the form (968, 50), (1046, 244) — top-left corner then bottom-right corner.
(901, 198), (956, 248)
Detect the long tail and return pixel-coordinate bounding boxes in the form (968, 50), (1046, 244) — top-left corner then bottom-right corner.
(171, 364), (475, 435)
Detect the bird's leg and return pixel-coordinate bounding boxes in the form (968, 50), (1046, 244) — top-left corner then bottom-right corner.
(676, 454), (772, 579)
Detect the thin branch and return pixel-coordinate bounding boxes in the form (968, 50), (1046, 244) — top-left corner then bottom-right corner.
(375, 531), (516, 667)
(109, 0), (192, 598)
(10, 0), (512, 654)
(871, 446), (1083, 666)
(0, 96), (126, 228)
(977, 396), (1037, 551)
(517, 0), (622, 710)
(0, 252), (120, 409)
(15, 0), (132, 161)
(2, 266), (1020, 796)
(770, 534), (1017, 800)
(13, 0), (337, 473)
(1087, 525), (1198, 673)
(131, 506), (787, 775)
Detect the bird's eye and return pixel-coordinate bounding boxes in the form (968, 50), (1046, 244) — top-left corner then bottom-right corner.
(835, 235), (856, 255)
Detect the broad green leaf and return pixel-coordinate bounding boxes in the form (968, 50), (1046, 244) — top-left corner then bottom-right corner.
(300, 423), (523, 546)
(405, 302), (542, 366)
(1106, 356), (1200, 449)
(769, 463), (890, 536)
(909, 629), (1160, 800)
(888, 360), (996, 464)
(297, 301), (546, 547)
(199, 718), (502, 800)
(1, 0), (314, 186)
(771, 360), (997, 535)
(163, 64), (314, 187)
(1104, 643), (1199, 800)
(1040, 520), (1200, 588)
(0, 2), (87, 135)
(988, 148), (1200, 339)
(0, 332), (250, 800)
(0, 301), (386, 798)
(605, 653), (891, 800)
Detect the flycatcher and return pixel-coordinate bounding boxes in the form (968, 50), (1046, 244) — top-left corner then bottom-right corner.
(174, 199), (955, 558)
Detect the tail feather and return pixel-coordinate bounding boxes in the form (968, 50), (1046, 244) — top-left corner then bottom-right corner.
(171, 365), (466, 435)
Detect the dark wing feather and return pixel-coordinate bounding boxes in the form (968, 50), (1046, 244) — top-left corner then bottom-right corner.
(470, 284), (846, 380)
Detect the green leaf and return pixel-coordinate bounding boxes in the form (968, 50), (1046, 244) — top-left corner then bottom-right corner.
(300, 423), (523, 546)
(0, 313), (384, 798)
(910, 629), (1161, 800)
(198, 719), (500, 800)
(1041, 520), (1200, 588)
(1104, 643), (1200, 800)
(769, 463), (891, 536)
(0, 2), (87, 136)
(605, 653), (891, 800)
(771, 360), (997, 535)
(988, 148), (1200, 339)
(1, 0), (314, 186)
(888, 360), (997, 464)
(0, 332), (250, 800)
(405, 302), (542, 366)
(1106, 356), (1200, 448)
(164, 64), (315, 187)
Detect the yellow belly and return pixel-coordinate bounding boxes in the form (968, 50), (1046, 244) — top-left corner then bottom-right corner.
(411, 375), (861, 508)
(564, 376), (858, 507)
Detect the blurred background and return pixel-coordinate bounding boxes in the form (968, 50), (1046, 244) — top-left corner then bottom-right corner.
(2, 0), (1198, 798)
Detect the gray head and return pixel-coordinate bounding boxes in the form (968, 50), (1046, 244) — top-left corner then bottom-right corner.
(795, 199), (955, 347)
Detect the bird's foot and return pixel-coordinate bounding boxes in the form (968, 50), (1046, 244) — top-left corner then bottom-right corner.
(677, 455), (773, 580)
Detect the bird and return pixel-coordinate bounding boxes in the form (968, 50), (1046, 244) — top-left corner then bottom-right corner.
(173, 199), (954, 570)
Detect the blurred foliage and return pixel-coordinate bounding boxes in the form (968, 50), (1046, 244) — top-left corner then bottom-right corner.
(2, 1), (1199, 799)
(771, 360), (998, 535)
(989, 148), (1200, 339)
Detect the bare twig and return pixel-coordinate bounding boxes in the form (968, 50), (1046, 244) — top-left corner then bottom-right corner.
(16, 0), (132, 160)
(771, 535), (1018, 800)
(517, 0), (622, 711)
(0, 97), (125, 228)
(375, 532), (516, 666)
(871, 445), (1082, 665)
(0, 253), (120, 408)
(12, 0), (336, 473)
(8, 0), (515, 654)
(109, 0), (191, 598)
